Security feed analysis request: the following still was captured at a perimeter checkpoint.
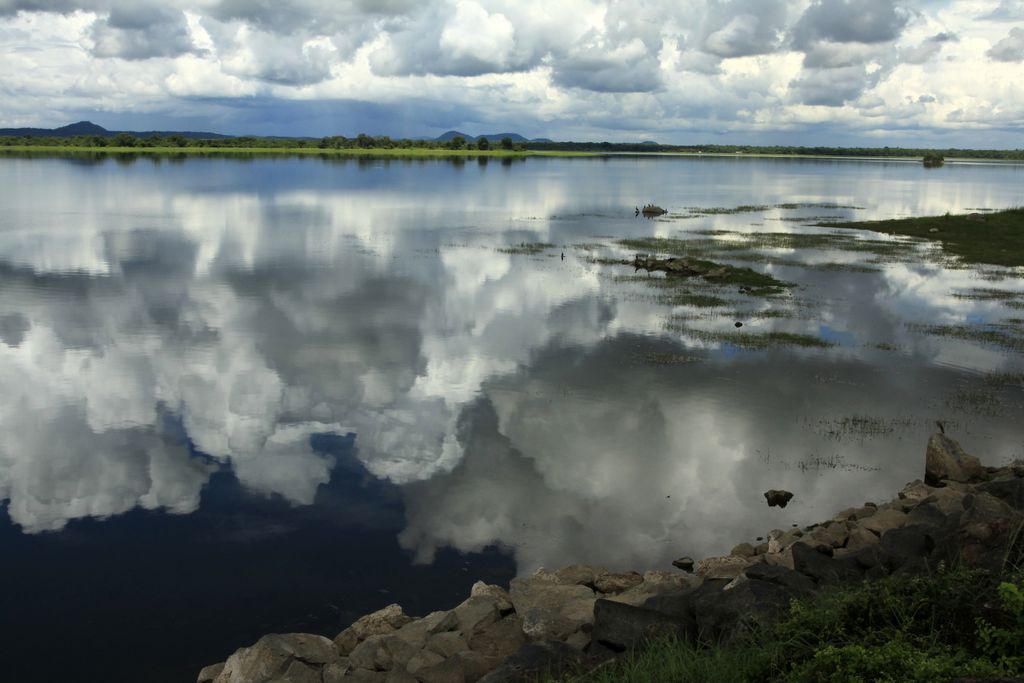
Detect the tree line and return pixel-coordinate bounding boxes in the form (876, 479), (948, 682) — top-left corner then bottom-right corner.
(0, 133), (522, 151)
(1, 133), (1021, 160)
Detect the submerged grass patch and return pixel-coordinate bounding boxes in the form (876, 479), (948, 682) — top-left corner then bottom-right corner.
(821, 207), (1024, 267)
(908, 322), (1024, 352)
(667, 325), (835, 349)
(617, 238), (794, 292)
(498, 241), (557, 255)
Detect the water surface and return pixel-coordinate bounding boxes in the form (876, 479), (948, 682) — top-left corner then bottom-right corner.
(1, 154), (1022, 682)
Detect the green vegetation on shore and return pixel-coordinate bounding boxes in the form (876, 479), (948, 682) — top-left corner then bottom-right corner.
(3, 132), (1022, 161)
(822, 208), (1024, 267)
(559, 565), (1024, 683)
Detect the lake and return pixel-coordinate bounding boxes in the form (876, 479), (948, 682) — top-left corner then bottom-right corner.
(1, 153), (1022, 682)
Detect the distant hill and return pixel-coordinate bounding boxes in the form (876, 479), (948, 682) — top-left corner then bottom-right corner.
(0, 121), (231, 140)
(433, 130), (550, 143)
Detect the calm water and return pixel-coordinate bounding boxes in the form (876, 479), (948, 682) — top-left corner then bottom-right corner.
(1, 154), (1023, 682)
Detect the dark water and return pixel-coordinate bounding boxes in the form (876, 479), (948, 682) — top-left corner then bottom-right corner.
(1, 154), (1022, 682)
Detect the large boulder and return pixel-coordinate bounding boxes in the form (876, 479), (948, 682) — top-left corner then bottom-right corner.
(603, 570), (697, 607)
(764, 490), (794, 508)
(790, 542), (863, 585)
(214, 634), (341, 683)
(198, 663), (225, 683)
(692, 577), (798, 643)
(477, 641), (593, 683)
(958, 491), (1024, 569)
(334, 604), (414, 655)
(591, 599), (689, 651)
(925, 434), (986, 486)
(509, 572), (597, 642)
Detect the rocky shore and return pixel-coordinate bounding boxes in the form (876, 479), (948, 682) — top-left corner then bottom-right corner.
(198, 432), (1024, 683)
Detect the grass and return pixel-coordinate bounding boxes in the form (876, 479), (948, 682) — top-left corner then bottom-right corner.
(820, 207), (1024, 267)
(0, 145), (590, 158)
(684, 202), (863, 215)
(908, 322), (1024, 352)
(499, 242), (557, 255)
(555, 565), (1024, 683)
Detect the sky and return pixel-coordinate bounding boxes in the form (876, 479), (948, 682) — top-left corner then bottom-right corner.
(0, 0), (1022, 146)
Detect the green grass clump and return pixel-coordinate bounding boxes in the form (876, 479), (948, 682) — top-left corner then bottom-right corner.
(820, 207), (1024, 267)
(558, 566), (1024, 683)
(669, 327), (834, 349)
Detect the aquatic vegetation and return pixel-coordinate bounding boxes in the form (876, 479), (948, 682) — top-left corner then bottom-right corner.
(666, 325), (835, 349)
(805, 415), (916, 441)
(908, 323), (1024, 352)
(499, 241), (557, 254)
(821, 207), (1024, 267)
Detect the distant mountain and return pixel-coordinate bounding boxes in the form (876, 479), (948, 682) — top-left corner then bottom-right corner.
(433, 130), (549, 143)
(0, 121), (231, 140)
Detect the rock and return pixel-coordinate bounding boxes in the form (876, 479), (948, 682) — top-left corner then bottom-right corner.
(860, 508), (910, 536)
(470, 583), (513, 613)
(642, 579), (729, 624)
(790, 542), (863, 585)
(641, 204), (667, 216)
(672, 557), (694, 572)
(764, 489), (794, 508)
(803, 522), (849, 549)
(509, 575), (596, 641)
(341, 670), (387, 683)
(335, 604), (414, 655)
(553, 565), (603, 586)
(958, 491), (1024, 569)
(413, 656), (465, 683)
(743, 563), (816, 598)
(453, 597), (501, 636)
(215, 634), (340, 683)
(348, 633), (420, 672)
(385, 672), (418, 683)
(767, 528), (803, 553)
(591, 599), (689, 651)
(926, 433), (986, 486)
(978, 478), (1024, 511)
(453, 651), (501, 683)
(593, 571), (643, 594)
(322, 660), (351, 683)
(693, 578), (798, 643)
(696, 555), (750, 579)
(426, 632), (469, 658)
(730, 542), (756, 558)
(605, 570), (697, 607)
(477, 641), (589, 683)
(467, 615), (526, 661)
(843, 525), (880, 553)
(405, 650), (445, 676)
(198, 663), (225, 683)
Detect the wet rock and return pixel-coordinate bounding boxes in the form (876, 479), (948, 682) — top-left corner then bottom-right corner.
(215, 634), (340, 683)
(477, 641), (590, 683)
(593, 571), (643, 594)
(198, 663), (225, 683)
(509, 575), (596, 641)
(926, 433), (986, 486)
(335, 604), (414, 655)
(591, 599), (689, 651)
(672, 557), (695, 572)
(764, 489), (794, 508)
(641, 205), (667, 216)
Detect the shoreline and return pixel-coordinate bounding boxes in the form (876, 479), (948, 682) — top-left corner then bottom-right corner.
(198, 431), (1024, 682)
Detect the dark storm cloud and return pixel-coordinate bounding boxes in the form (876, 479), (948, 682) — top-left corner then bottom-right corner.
(987, 26), (1024, 62)
(791, 0), (910, 49)
(789, 64), (880, 105)
(0, 0), (99, 15)
(700, 0), (789, 58)
(89, 4), (197, 60)
(550, 45), (663, 93)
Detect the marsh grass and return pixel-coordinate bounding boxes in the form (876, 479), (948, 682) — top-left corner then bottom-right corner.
(666, 324), (834, 349)
(908, 323), (1024, 352)
(820, 207), (1024, 267)
(499, 242), (557, 255)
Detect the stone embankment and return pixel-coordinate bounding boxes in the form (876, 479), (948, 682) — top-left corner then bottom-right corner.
(198, 432), (1024, 683)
